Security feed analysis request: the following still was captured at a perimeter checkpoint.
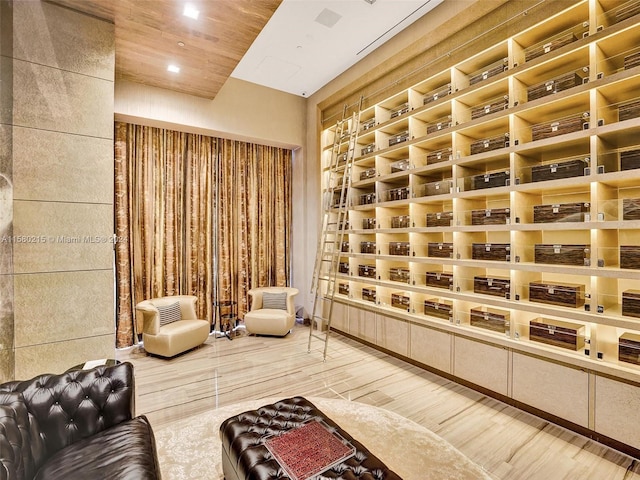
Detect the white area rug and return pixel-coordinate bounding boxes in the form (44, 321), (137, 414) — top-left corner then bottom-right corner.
(154, 397), (494, 480)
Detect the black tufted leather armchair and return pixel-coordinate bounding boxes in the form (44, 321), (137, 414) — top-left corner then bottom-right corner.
(219, 396), (401, 480)
(0, 362), (161, 480)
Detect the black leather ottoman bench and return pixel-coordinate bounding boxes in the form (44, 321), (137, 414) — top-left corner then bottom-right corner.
(219, 396), (402, 480)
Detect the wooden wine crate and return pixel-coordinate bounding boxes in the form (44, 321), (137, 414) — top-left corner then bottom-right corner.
(471, 208), (510, 225)
(389, 242), (410, 256)
(337, 152), (348, 165)
(525, 32), (577, 62)
(428, 242), (454, 258)
(427, 147), (452, 164)
(527, 72), (582, 101)
(471, 97), (508, 119)
(471, 243), (511, 261)
(529, 281), (585, 308)
(426, 118), (452, 134)
(533, 202), (589, 223)
(616, 1), (640, 23)
(390, 102), (409, 118)
(389, 267), (410, 283)
(339, 262), (349, 274)
(471, 169), (510, 190)
(469, 58), (508, 85)
(529, 318), (585, 351)
(362, 287), (377, 303)
(360, 168), (377, 180)
(338, 283), (349, 295)
(622, 289), (640, 318)
(474, 275), (510, 298)
(619, 99), (640, 122)
(361, 143), (375, 156)
(470, 134), (509, 155)
(624, 51), (640, 70)
(425, 271), (454, 289)
(421, 179), (453, 197)
(623, 198), (640, 220)
(620, 245), (640, 270)
(423, 84), (451, 105)
(391, 292), (410, 310)
(389, 131), (410, 147)
(426, 211), (453, 227)
(619, 332), (640, 366)
(361, 118), (376, 131)
(360, 192), (376, 205)
(470, 306), (510, 333)
(423, 298), (453, 320)
(341, 241), (349, 253)
(531, 113), (589, 141)
(531, 158), (588, 182)
(358, 265), (376, 279)
(534, 244), (590, 266)
(360, 241), (376, 254)
(362, 217), (376, 230)
(390, 159), (410, 173)
(387, 186), (410, 201)
(391, 215), (411, 228)
(620, 149), (640, 171)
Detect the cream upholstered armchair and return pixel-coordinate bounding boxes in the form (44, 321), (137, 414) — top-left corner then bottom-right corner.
(135, 295), (210, 357)
(244, 287), (299, 336)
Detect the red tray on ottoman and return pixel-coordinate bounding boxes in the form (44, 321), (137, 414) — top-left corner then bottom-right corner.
(219, 396), (402, 480)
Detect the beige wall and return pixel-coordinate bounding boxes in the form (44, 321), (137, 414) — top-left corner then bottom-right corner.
(0, 1), (115, 380)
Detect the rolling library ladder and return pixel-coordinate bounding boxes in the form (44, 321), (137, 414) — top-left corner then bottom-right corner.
(308, 101), (362, 360)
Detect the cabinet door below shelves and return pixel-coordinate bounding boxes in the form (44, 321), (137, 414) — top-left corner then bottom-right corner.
(453, 337), (509, 396)
(376, 314), (409, 356)
(348, 306), (376, 344)
(595, 375), (640, 450)
(410, 324), (452, 374)
(331, 302), (349, 331)
(512, 353), (589, 428)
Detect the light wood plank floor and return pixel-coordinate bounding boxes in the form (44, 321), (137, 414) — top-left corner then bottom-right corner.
(117, 325), (640, 480)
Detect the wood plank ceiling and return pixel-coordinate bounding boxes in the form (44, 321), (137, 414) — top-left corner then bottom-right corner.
(49, 0), (283, 99)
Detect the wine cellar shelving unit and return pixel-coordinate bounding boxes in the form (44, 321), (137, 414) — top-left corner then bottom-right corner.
(319, 0), (640, 453)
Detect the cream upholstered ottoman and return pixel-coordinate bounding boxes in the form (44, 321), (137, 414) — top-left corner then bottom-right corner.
(243, 287), (298, 336)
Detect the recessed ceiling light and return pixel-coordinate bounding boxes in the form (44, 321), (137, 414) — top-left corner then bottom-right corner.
(177, 41), (185, 47)
(167, 64), (180, 73)
(183, 4), (199, 20)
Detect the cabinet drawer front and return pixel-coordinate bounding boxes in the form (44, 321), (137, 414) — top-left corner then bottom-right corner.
(471, 243), (511, 261)
(533, 202), (589, 223)
(529, 282), (585, 308)
(531, 158), (588, 182)
(534, 244), (590, 266)
(471, 208), (510, 225)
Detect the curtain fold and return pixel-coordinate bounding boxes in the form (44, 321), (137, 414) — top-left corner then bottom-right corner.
(114, 122), (292, 348)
